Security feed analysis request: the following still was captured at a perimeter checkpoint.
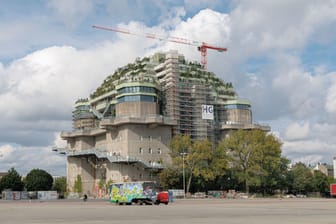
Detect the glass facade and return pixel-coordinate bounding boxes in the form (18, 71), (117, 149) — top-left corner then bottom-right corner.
(224, 104), (250, 110)
(118, 95), (157, 103)
(118, 86), (157, 94)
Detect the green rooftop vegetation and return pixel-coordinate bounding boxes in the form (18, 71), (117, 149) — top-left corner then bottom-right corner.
(89, 52), (236, 99)
(90, 57), (153, 99)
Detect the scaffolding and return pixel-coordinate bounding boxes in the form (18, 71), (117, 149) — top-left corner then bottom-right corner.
(155, 51), (217, 141)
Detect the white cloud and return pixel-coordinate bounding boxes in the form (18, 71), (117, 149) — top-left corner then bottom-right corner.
(325, 75), (336, 114)
(0, 144), (14, 160)
(161, 9), (231, 67)
(158, 7), (186, 29)
(53, 132), (66, 148)
(0, 43), (144, 120)
(272, 57), (328, 118)
(230, 0), (336, 54)
(0, 143), (66, 176)
(285, 122), (310, 140)
(0, 37), (151, 148)
(283, 139), (336, 155)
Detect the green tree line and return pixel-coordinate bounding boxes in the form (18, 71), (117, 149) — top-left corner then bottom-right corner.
(160, 130), (333, 196)
(0, 168), (66, 196)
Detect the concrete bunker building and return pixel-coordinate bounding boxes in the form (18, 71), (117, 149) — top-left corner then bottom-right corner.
(57, 50), (270, 196)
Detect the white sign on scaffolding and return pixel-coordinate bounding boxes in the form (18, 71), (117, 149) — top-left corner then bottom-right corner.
(202, 105), (214, 120)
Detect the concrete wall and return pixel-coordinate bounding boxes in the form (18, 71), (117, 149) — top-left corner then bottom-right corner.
(116, 101), (159, 116)
(104, 163), (157, 183)
(66, 114), (173, 195)
(108, 127), (129, 157)
(67, 157), (81, 192)
(125, 124), (172, 165)
(95, 134), (106, 149)
(73, 137), (94, 150)
(224, 109), (252, 124)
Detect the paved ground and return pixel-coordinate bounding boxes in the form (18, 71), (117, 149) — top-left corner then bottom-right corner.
(1, 198), (336, 224)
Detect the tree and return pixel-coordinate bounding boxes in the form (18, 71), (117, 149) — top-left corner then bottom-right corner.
(274, 157), (291, 193)
(159, 167), (181, 190)
(288, 162), (313, 194)
(311, 170), (329, 195)
(52, 177), (66, 195)
(25, 169), (53, 191)
(169, 135), (226, 193)
(218, 129), (283, 194)
(0, 168), (24, 192)
(255, 133), (285, 195)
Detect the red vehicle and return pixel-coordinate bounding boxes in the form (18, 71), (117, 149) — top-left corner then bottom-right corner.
(330, 184), (336, 197)
(155, 191), (169, 205)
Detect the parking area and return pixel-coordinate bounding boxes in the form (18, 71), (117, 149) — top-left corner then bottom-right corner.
(1, 198), (336, 224)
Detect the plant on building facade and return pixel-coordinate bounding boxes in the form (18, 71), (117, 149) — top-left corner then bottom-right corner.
(98, 179), (105, 189)
(0, 167), (24, 192)
(105, 179), (113, 193)
(25, 169), (53, 191)
(74, 175), (82, 193)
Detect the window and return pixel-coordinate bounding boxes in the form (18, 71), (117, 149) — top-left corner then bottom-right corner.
(118, 95), (157, 103)
(139, 148), (143, 154)
(118, 86), (157, 94)
(157, 148), (161, 154)
(148, 148), (152, 154)
(224, 104), (250, 110)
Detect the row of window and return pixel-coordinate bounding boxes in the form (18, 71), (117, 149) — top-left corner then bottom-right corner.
(118, 86), (157, 94)
(139, 136), (161, 141)
(224, 104), (250, 110)
(139, 147), (161, 154)
(111, 135), (161, 141)
(75, 105), (90, 111)
(118, 95), (157, 103)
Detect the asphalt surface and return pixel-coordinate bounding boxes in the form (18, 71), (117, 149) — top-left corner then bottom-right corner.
(1, 198), (336, 224)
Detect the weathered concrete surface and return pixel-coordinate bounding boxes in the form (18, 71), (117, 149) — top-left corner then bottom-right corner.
(1, 198), (335, 224)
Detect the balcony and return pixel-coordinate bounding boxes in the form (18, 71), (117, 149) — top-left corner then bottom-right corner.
(61, 128), (106, 138)
(221, 121), (271, 131)
(100, 115), (177, 128)
(51, 147), (164, 169)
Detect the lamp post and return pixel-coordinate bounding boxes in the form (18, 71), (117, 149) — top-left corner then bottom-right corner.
(180, 152), (187, 199)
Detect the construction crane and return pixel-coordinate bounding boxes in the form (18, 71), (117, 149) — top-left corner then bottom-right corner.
(92, 25), (227, 69)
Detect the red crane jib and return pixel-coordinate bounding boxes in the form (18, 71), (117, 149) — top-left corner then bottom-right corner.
(92, 25), (227, 69)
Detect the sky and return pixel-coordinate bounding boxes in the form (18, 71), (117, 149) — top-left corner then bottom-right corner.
(1, 0), (336, 176)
